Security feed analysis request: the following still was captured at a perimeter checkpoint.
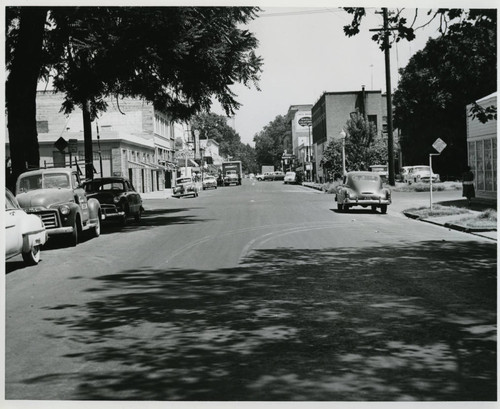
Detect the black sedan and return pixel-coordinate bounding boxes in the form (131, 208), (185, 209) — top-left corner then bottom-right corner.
(83, 177), (143, 224)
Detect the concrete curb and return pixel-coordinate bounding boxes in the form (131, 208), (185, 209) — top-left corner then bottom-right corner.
(403, 212), (497, 241)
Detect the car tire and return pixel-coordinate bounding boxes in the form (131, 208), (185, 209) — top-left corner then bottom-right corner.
(380, 204), (388, 214)
(134, 209), (142, 222)
(121, 205), (129, 226)
(337, 203), (344, 211)
(22, 244), (41, 265)
(371, 205), (377, 212)
(69, 216), (81, 247)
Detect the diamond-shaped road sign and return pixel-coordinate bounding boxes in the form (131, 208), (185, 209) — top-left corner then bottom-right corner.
(54, 137), (68, 153)
(432, 138), (447, 153)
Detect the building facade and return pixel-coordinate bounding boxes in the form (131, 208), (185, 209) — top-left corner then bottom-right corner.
(311, 88), (388, 183)
(285, 104), (313, 177)
(6, 91), (186, 193)
(466, 92), (497, 200)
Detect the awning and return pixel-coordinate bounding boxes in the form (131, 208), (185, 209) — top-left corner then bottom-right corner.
(176, 158), (198, 167)
(128, 160), (159, 170)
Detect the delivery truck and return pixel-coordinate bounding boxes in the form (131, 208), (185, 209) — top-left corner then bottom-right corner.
(222, 161), (243, 186)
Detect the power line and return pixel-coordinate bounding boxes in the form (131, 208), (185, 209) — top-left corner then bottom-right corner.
(258, 8), (343, 18)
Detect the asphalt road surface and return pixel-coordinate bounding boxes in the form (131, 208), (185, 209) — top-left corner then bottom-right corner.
(5, 179), (497, 402)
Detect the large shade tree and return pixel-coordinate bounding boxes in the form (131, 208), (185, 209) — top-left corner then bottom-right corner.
(393, 11), (496, 178)
(253, 115), (288, 171)
(6, 6), (263, 187)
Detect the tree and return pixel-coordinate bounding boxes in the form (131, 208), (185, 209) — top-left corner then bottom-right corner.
(6, 7), (263, 183)
(190, 112), (242, 158)
(393, 13), (496, 178)
(254, 115), (288, 170)
(321, 113), (387, 179)
(6, 7), (48, 189)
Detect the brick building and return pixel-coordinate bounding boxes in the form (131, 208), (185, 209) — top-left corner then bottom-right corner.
(6, 91), (185, 193)
(311, 87), (389, 183)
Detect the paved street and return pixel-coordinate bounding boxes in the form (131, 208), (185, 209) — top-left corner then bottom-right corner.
(5, 179), (497, 401)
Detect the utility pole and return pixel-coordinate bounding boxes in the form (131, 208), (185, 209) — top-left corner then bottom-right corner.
(383, 8), (395, 186)
(371, 8), (395, 186)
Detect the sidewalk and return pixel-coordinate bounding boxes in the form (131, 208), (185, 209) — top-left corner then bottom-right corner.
(140, 188), (174, 200)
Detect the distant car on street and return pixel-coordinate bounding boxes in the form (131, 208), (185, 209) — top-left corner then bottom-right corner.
(402, 165), (440, 184)
(202, 175), (218, 190)
(173, 177), (199, 198)
(264, 171), (285, 181)
(284, 171), (297, 184)
(5, 188), (48, 265)
(335, 171), (391, 213)
(83, 177), (143, 224)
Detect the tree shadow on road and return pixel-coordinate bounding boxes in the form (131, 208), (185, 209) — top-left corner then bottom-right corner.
(18, 240), (497, 401)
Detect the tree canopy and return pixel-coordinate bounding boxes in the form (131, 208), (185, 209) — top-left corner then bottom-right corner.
(253, 115), (288, 171)
(393, 11), (496, 178)
(6, 6), (263, 185)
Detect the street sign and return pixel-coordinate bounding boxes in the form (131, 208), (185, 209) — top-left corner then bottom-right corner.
(68, 139), (78, 154)
(298, 117), (312, 127)
(432, 138), (447, 153)
(54, 137), (68, 153)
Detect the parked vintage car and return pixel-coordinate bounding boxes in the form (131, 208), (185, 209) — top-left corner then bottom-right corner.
(5, 188), (48, 265)
(402, 165), (440, 184)
(202, 175), (218, 190)
(173, 177), (199, 198)
(335, 171), (391, 213)
(264, 171), (285, 181)
(15, 168), (101, 246)
(284, 171), (297, 184)
(83, 177), (143, 224)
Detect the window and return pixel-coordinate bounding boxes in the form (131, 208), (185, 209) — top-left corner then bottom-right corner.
(368, 115), (377, 132)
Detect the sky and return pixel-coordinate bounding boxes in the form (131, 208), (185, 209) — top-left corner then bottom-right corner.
(208, 0), (498, 146)
(211, 6), (446, 146)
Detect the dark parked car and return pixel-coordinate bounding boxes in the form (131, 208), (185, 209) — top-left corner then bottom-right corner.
(83, 177), (143, 224)
(335, 171), (391, 213)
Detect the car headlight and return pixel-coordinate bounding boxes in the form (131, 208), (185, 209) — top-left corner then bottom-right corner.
(59, 204), (70, 215)
(113, 196), (121, 203)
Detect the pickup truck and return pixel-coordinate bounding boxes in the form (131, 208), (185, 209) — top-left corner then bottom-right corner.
(16, 168), (101, 246)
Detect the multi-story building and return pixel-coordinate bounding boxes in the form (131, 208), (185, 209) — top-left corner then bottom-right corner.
(311, 87), (389, 183)
(6, 91), (185, 193)
(285, 104), (313, 176)
(466, 92), (497, 201)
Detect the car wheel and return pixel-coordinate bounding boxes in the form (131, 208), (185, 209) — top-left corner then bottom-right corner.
(371, 205), (377, 212)
(22, 244), (41, 265)
(380, 204), (388, 214)
(337, 203), (344, 211)
(134, 209), (142, 222)
(121, 205), (129, 226)
(69, 216), (81, 247)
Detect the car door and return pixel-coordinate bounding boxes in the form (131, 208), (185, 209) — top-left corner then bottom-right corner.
(5, 190), (23, 258)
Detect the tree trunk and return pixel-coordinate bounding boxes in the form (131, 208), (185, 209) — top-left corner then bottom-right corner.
(82, 99), (94, 180)
(6, 7), (48, 191)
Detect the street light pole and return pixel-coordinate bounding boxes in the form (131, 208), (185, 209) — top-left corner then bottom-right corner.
(340, 130), (347, 176)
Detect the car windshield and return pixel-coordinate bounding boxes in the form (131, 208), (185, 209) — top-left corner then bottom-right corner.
(204, 177), (215, 181)
(286, 172), (295, 176)
(177, 178), (191, 184)
(414, 166), (431, 172)
(85, 181), (125, 192)
(227, 171), (237, 175)
(18, 172), (70, 193)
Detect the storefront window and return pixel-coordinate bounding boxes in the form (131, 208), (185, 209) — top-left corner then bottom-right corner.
(484, 139), (493, 191)
(476, 140), (484, 191)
